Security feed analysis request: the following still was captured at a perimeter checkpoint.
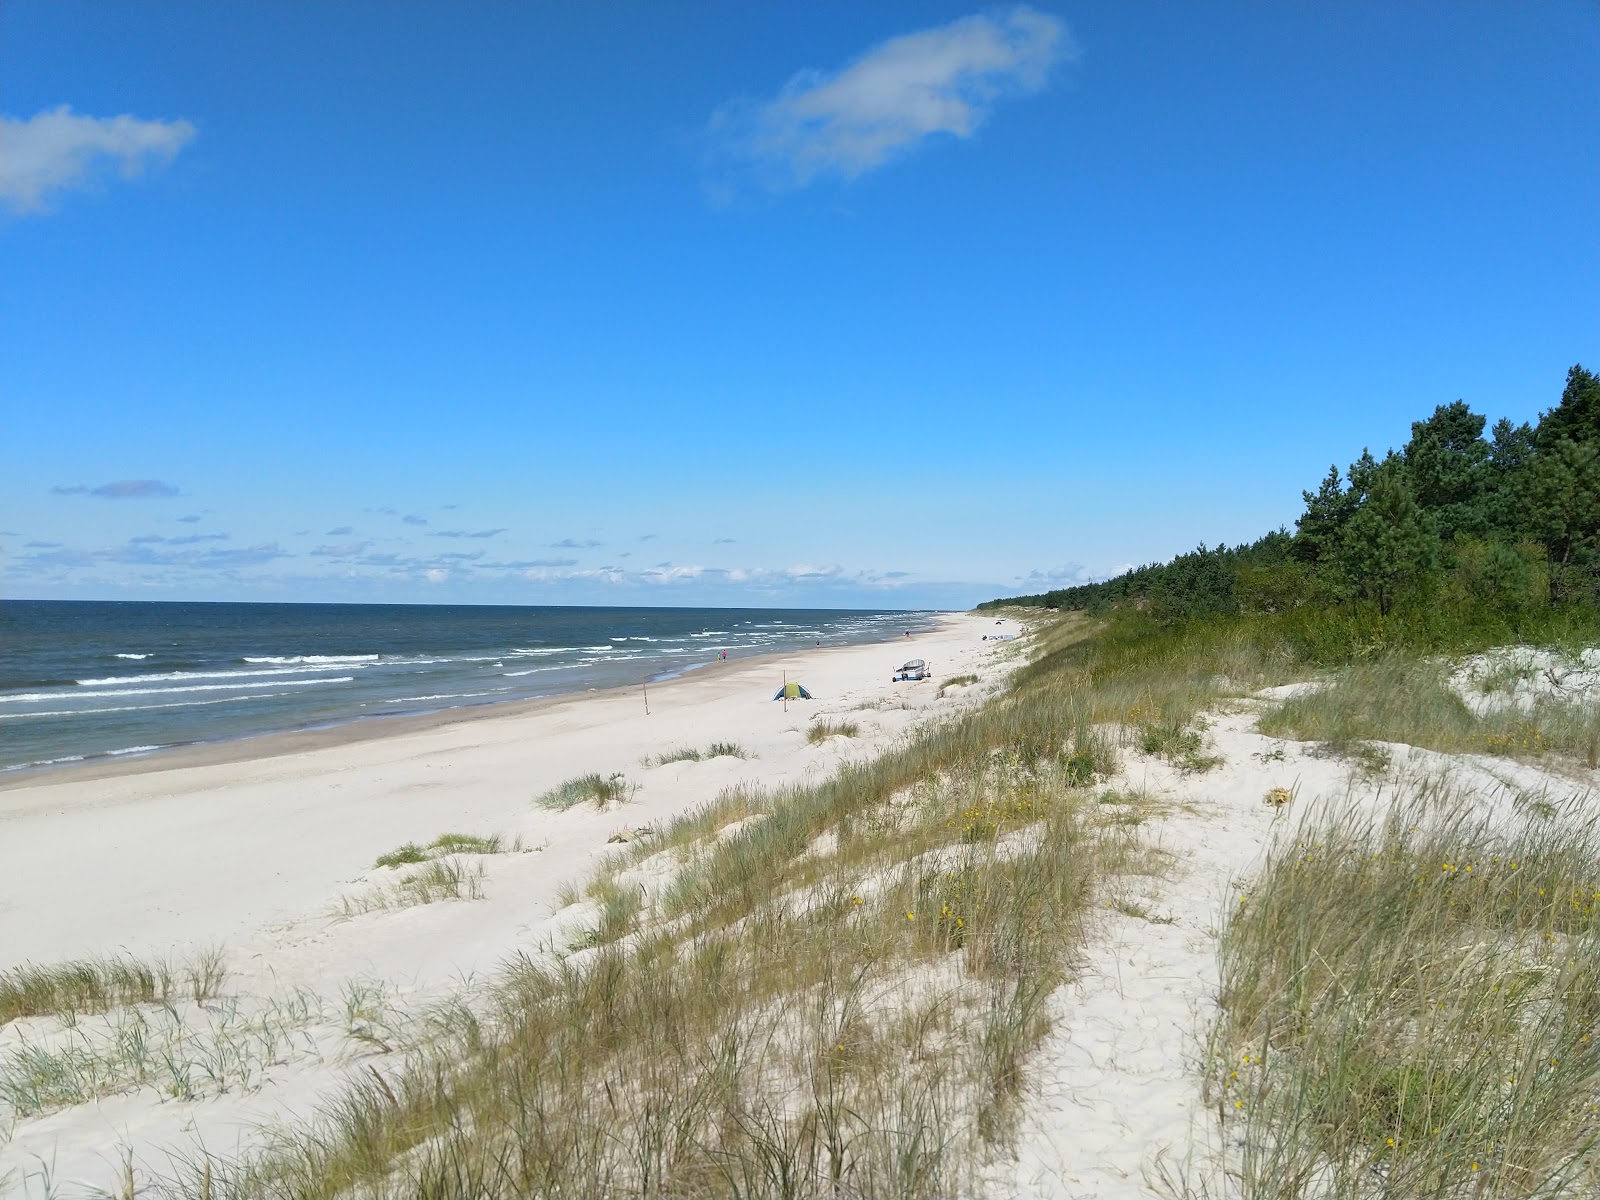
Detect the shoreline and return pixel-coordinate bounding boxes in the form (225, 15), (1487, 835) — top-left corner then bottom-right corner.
(0, 610), (1024, 1195)
(0, 623), (937, 792)
(0, 613), (1006, 966)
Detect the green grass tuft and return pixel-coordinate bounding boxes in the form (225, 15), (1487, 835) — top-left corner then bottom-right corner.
(429, 832), (506, 855)
(1, 948), (228, 1027)
(653, 742), (749, 766)
(536, 772), (632, 810)
(938, 673), (980, 697)
(806, 720), (860, 744)
(375, 843), (428, 869)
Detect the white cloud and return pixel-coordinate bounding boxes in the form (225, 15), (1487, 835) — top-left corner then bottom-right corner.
(1, 106), (197, 213)
(640, 564), (705, 583)
(1015, 562), (1131, 591)
(52, 479), (181, 499)
(707, 6), (1068, 190)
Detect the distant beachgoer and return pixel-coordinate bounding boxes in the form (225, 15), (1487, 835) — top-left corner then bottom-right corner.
(904, 630), (911, 638)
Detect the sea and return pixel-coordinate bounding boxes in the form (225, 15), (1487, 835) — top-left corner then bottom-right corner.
(0, 601), (938, 775)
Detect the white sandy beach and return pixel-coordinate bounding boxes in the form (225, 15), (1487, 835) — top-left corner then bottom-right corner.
(0, 614), (1018, 1193)
(3, 619), (1595, 1198)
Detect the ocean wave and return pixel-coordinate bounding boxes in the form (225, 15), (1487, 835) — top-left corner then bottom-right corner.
(1, 753), (86, 770)
(502, 666), (567, 677)
(241, 654), (379, 665)
(381, 689), (508, 704)
(0, 694), (287, 720)
(1, 745), (164, 772)
(0, 677), (353, 703)
(75, 665), (356, 687)
(113, 652), (151, 660)
(511, 647), (569, 656)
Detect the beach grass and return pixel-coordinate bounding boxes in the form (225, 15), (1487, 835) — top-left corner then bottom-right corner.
(536, 772), (632, 811)
(1206, 788), (1600, 1198)
(152, 610), (1297, 1197)
(373, 843), (428, 869)
(427, 831), (509, 855)
(127, 609), (1600, 1198)
(805, 719), (860, 744)
(374, 833), (515, 870)
(1, 949), (227, 1028)
(938, 672), (980, 696)
(1260, 656), (1600, 768)
(651, 741), (749, 766)
(156, 767), (1127, 1198)
(337, 858), (487, 918)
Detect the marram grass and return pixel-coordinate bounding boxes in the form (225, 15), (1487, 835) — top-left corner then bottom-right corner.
(1207, 791), (1600, 1199)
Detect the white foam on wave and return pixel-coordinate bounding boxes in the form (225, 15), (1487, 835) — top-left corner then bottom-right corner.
(1, 745), (165, 772)
(113, 653), (151, 660)
(1, 677), (353, 703)
(242, 654), (379, 665)
(76, 665), (354, 687)
(1, 753), (86, 771)
(502, 666), (567, 677)
(381, 689), (508, 704)
(0, 694), (282, 720)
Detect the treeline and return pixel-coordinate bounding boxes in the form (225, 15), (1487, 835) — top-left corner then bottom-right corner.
(985, 365), (1599, 642)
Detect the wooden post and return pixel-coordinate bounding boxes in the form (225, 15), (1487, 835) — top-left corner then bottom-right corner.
(643, 677), (650, 716)
(782, 670), (788, 713)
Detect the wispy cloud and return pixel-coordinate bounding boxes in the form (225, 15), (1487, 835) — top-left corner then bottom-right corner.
(1, 106), (197, 214)
(19, 540), (289, 571)
(429, 528), (506, 539)
(515, 560), (919, 592)
(325, 525), (354, 536)
(1015, 563), (1123, 590)
(311, 541), (369, 558)
(401, 514), (428, 526)
(705, 6), (1067, 193)
(53, 479), (180, 499)
(551, 537), (603, 549)
(713, 537), (737, 544)
(130, 532), (228, 545)
(195, 544), (291, 568)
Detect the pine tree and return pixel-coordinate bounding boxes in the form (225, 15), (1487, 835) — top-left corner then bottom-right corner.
(1536, 364), (1600, 452)
(1292, 465), (1355, 563)
(1402, 400), (1490, 541)
(1334, 455), (1440, 615)
(1527, 437), (1600, 574)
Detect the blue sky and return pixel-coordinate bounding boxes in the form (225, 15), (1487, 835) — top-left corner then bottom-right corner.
(2, 2), (1596, 610)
